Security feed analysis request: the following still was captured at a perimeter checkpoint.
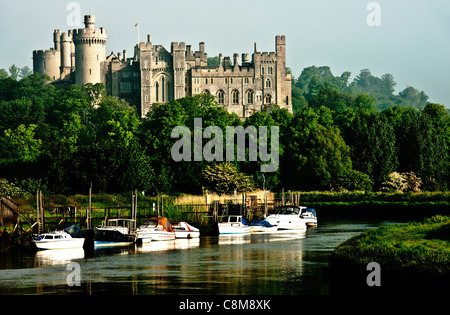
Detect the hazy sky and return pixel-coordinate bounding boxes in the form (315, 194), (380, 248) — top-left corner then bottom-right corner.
(1, 0), (449, 107)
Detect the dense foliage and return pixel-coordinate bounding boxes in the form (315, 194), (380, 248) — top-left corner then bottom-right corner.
(0, 67), (448, 195)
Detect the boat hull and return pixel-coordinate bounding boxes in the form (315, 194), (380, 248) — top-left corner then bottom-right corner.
(174, 231), (200, 238)
(34, 238), (85, 250)
(136, 230), (175, 241)
(218, 224), (251, 235)
(94, 228), (134, 247)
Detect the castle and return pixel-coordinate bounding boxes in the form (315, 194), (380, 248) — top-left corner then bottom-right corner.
(33, 15), (292, 118)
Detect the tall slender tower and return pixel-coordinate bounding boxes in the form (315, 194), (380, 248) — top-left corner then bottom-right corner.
(72, 15), (107, 85)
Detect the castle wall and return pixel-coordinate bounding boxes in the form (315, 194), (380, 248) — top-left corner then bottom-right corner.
(33, 15), (292, 118)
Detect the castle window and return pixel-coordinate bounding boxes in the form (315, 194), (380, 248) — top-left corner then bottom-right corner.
(268, 67), (273, 75)
(145, 95), (148, 102)
(211, 78), (214, 84)
(286, 96), (289, 104)
(217, 90), (224, 104)
(265, 94), (272, 104)
(265, 78), (271, 88)
(246, 90), (254, 104)
(89, 69), (92, 75)
(225, 78), (228, 84)
(230, 78), (233, 84)
(261, 67), (265, 75)
(156, 82), (159, 102)
(232, 90), (239, 105)
(162, 77), (165, 102)
(244, 78), (249, 84)
(205, 78), (208, 84)
(203, 90), (210, 95)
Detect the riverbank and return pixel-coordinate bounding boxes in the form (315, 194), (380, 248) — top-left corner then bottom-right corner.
(328, 215), (450, 294)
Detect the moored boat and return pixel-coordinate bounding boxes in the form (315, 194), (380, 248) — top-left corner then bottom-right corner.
(136, 217), (175, 242)
(247, 219), (278, 233)
(94, 218), (135, 247)
(33, 230), (85, 250)
(265, 205), (317, 230)
(218, 215), (251, 235)
(171, 221), (200, 239)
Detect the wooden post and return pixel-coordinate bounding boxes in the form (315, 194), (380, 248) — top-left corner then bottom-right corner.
(87, 183), (92, 230)
(282, 188), (285, 205)
(156, 194), (159, 218)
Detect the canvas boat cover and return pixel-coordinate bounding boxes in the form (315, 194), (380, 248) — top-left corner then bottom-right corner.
(141, 217), (174, 232)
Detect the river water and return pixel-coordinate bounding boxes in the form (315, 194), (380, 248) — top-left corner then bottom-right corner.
(0, 219), (396, 295)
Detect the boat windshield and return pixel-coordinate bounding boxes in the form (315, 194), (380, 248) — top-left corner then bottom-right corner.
(277, 207), (299, 215)
(140, 220), (158, 229)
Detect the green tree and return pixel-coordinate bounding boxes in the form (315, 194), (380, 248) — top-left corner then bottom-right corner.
(345, 111), (398, 187)
(282, 108), (353, 190)
(202, 162), (255, 195)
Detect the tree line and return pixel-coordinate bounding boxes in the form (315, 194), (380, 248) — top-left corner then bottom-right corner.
(0, 70), (448, 196)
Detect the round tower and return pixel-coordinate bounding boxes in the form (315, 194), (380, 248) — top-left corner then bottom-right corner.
(73, 15), (107, 86)
(60, 32), (73, 80)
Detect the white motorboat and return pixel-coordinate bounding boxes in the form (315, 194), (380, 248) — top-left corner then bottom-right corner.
(94, 218), (135, 247)
(136, 217), (175, 242)
(218, 215), (251, 234)
(171, 221), (200, 239)
(33, 231), (85, 250)
(265, 205), (318, 230)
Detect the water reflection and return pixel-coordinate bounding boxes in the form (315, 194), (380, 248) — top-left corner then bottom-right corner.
(0, 220), (394, 295)
(35, 248), (85, 266)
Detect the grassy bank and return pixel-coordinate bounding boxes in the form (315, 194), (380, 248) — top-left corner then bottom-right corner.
(283, 191), (450, 206)
(328, 215), (450, 293)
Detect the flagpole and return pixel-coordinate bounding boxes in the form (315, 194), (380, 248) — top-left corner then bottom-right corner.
(135, 21), (140, 44)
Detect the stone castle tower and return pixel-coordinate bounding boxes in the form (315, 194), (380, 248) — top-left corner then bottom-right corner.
(33, 14), (292, 118)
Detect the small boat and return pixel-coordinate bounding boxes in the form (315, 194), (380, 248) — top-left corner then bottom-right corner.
(33, 230), (85, 250)
(265, 205), (318, 230)
(94, 218), (135, 247)
(247, 219), (278, 233)
(218, 215), (251, 235)
(136, 217), (175, 242)
(171, 221), (200, 239)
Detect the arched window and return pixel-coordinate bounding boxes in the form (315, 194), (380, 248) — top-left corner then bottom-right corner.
(203, 90), (210, 95)
(155, 82), (159, 102)
(217, 90), (224, 104)
(265, 78), (271, 88)
(232, 90), (239, 105)
(162, 77), (165, 102)
(246, 90), (254, 104)
(264, 94), (272, 104)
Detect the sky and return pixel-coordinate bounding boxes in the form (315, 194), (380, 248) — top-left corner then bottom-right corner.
(1, 0), (449, 107)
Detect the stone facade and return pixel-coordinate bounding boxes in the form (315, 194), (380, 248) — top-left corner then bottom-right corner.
(33, 15), (292, 118)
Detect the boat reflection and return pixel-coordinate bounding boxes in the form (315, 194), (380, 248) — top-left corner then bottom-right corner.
(136, 238), (200, 253)
(218, 229), (307, 245)
(34, 248), (85, 266)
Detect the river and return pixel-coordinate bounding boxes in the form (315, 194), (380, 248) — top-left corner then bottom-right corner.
(0, 218), (400, 295)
